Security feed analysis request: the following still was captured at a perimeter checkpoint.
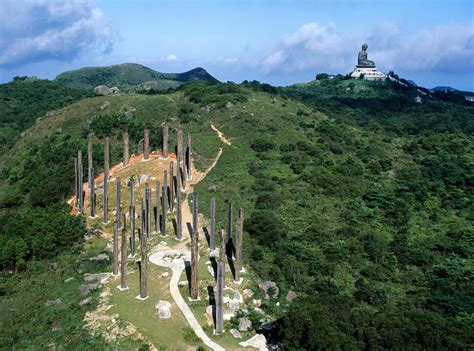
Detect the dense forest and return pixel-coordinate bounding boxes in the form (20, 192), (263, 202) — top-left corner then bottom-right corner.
(0, 74), (472, 349)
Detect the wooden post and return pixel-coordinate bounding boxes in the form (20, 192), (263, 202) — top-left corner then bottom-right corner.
(77, 150), (84, 213)
(74, 157), (78, 208)
(120, 217), (128, 289)
(177, 128), (186, 190)
(235, 208), (244, 281)
(104, 137), (110, 171)
(144, 129), (150, 160)
(190, 193), (199, 299)
(130, 205), (135, 256)
(155, 181), (161, 234)
(162, 123), (168, 158)
(90, 168), (96, 218)
(104, 174), (109, 224)
(139, 228), (148, 299)
(123, 132), (129, 166)
(169, 161), (174, 212)
(227, 203), (234, 259)
(116, 177), (121, 228)
(113, 221), (119, 276)
(176, 152), (182, 240)
(145, 183), (152, 239)
(186, 132), (192, 180)
(215, 229), (225, 334)
(210, 197), (216, 250)
(162, 185), (167, 236)
(87, 133), (93, 188)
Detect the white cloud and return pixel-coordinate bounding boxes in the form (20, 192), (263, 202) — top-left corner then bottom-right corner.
(165, 54), (177, 62)
(260, 21), (474, 75)
(0, 0), (113, 67)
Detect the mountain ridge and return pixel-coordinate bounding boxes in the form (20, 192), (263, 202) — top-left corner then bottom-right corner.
(54, 63), (218, 91)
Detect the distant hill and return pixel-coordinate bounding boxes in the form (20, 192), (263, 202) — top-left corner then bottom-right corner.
(54, 63), (218, 91)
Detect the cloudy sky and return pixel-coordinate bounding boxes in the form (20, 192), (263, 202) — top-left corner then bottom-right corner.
(0, 0), (473, 90)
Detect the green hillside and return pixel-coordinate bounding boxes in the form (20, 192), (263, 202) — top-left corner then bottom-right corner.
(55, 63), (218, 91)
(0, 77), (473, 349)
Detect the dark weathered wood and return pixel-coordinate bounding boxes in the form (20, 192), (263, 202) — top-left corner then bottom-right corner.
(90, 168), (96, 218)
(235, 208), (244, 281)
(116, 177), (121, 227)
(177, 128), (185, 190)
(169, 161), (174, 212)
(162, 123), (169, 158)
(176, 152), (182, 240)
(186, 132), (192, 180)
(162, 185), (167, 235)
(227, 203), (234, 259)
(74, 157), (78, 208)
(104, 171), (109, 224)
(155, 181), (161, 233)
(144, 129), (150, 160)
(120, 225), (128, 289)
(77, 150), (84, 213)
(104, 137), (110, 171)
(215, 229), (226, 334)
(113, 221), (119, 275)
(123, 132), (129, 166)
(190, 193), (199, 299)
(139, 228), (148, 298)
(210, 197), (216, 250)
(130, 205), (135, 256)
(87, 133), (93, 183)
(145, 184), (152, 239)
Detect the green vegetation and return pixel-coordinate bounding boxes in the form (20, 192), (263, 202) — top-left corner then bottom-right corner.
(0, 76), (90, 148)
(55, 63), (217, 91)
(0, 72), (472, 349)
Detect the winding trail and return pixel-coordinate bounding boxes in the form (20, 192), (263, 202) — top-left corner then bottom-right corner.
(149, 124), (231, 351)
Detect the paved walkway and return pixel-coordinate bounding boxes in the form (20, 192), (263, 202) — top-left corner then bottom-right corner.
(149, 250), (225, 351)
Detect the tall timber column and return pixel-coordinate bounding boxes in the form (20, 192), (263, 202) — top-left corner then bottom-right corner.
(227, 203), (234, 259)
(145, 183), (151, 239)
(186, 133), (192, 180)
(138, 228), (148, 299)
(155, 181), (161, 234)
(130, 179), (136, 257)
(210, 197), (216, 250)
(104, 137), (110, 171)
(144, 129), (150, 160)
(177, 128), (186, 190)
(103, 138), (109, 224)
(116, 177), (121, 228)
(77, 150), (84, 213)
(87, 133), (93, 188)
(123, 131), (129, 166)
(120, 220), (129, 290)
(215, 229), (226, 334)
(235, 208), (244, 282)
(162, 123), (169, 158)
(74, 157), (78, 208)
(169, 162), (174, 212)
(113, 221), (119, 276)
(176, 151), (182, 240)
(190, 193), (199, 299)
(90, 168), (96, 218)
(161, 185), (168, 236)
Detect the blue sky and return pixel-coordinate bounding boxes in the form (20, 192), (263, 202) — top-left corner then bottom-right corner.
(1, 0), (473, 90)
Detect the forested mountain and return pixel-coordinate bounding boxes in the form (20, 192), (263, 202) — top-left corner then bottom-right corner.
(0, 73), (472, 349)
(55, 63), (218, 91)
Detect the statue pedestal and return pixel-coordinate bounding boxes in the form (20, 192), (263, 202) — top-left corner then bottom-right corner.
(350, 66), (386, 80)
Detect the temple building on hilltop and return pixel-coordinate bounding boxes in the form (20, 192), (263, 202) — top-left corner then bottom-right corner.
(350, 43), (386, 80)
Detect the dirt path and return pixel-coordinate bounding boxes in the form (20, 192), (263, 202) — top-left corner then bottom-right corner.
(149, 125), (232, 349)
(211, 123), (232, 145)
(149, 250), (225, 351)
